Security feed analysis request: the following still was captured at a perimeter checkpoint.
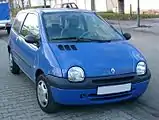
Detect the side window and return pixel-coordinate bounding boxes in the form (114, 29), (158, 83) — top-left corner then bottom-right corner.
(20, 13), (40, 40)
(12, 12), (27, 33)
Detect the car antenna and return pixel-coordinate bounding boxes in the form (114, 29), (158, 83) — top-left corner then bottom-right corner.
(117, 13), (124, 35)
(109, 0), (124, 34)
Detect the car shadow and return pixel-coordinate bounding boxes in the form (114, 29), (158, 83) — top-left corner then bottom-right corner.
(61, 100), (137, 111)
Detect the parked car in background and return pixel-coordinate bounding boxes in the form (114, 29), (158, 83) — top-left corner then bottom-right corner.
(54, 2), (78, 9)
(8, 8), (151, 113)
(0, 0), (11, 34)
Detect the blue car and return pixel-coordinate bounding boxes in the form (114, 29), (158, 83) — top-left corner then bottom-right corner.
(8, 8), (151, 113)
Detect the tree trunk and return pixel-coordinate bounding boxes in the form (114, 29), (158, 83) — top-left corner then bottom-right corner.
(49, 0), (51, 7)
(118, 0), (124, 14)
(21, 0), (24, 9)
(91, 0), (95, 11)
(44, 0), (47, 8)
(28, 0), (31, 7)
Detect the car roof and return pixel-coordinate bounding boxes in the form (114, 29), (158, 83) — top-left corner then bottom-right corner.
(19, 8), (94, 14)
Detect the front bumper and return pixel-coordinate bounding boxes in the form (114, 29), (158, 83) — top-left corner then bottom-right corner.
(51, 80), (149, 105)
(47, 69), (151, 105)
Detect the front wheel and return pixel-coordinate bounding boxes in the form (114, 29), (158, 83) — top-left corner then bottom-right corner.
(9, 53), (20, 74)
(36, 74), (59, 113)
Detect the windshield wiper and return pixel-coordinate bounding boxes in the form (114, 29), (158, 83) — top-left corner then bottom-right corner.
(79, 38), (112, 42)
(52, 37), (78, 40)
(51, 37), (111, 42)
(51, 37), (92, 42)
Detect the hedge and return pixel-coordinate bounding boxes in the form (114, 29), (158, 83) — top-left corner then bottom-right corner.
(97, 12), (159, 20)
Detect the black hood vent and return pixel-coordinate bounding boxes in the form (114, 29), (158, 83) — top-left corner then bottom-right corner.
(64, 45), (71, 50)
(57, 45), (77, 51)
(70, 45), (77, 50)
(58, 45), (65, 50)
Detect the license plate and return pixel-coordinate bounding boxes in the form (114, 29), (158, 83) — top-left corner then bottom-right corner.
(97, 83), (131, 95)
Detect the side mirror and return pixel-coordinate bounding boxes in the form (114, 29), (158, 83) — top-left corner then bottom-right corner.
(123, 33), (131, 40)
(24, 34), (37, 44)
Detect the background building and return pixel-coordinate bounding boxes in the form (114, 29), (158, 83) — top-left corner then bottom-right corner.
(51, 0), (124, 13)
(12, 0), (124, 13)
(12, 0), (159, 14)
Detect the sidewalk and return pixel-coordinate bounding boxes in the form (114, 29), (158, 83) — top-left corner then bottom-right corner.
(108, 18), (159, 35)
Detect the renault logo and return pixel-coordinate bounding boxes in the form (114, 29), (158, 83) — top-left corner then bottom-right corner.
(111, 68), (115, 74)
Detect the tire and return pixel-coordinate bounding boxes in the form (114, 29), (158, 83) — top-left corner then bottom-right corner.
(36, 74), (59, 113)
(9, 52), (20, 74)
(6, 27), (11, 34)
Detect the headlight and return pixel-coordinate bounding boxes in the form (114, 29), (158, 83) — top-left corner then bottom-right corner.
(136, 62), (146, 75)
(68, 67), (85, 82)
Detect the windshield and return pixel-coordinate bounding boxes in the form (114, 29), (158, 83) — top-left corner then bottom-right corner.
(42, 12), (123, 42)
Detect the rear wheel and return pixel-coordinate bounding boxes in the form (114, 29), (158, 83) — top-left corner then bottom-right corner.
(9, 53), (20, 74)
(36, 74), (59, 113)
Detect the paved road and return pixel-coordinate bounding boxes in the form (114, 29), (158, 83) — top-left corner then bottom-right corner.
(0, 29), (159, 120)
(109, 18), (159, 35)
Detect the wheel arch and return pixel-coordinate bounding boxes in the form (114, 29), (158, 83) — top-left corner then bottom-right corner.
(35, 69), (44, 81)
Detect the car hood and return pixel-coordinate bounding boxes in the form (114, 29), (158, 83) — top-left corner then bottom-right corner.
(48, 41), (145, 77)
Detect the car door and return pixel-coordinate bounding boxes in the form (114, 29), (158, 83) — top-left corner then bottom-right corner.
(17, 13), (40, 80)
(9, 12), (27, 66)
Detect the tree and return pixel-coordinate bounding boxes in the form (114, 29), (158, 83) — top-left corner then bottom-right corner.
(44, 0), (47, 8)
(8, 0), (13, 17)
(21, 0), (24, 9)
(28, 0), (31, 7)
(91, 0), (95, 11)
(9, 0), (13, 8)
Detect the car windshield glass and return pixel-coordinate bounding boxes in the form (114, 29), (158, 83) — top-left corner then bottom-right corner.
(42, 12), (123, 42)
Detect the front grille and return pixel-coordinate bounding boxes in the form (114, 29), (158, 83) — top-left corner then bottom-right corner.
(92, 76), (135, 85)
(88, 91), (132, 101)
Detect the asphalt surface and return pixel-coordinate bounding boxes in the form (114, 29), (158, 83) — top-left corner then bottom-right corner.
(0, 27), (159, 120)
